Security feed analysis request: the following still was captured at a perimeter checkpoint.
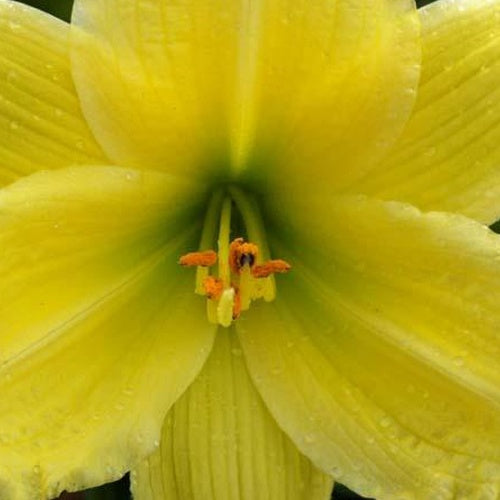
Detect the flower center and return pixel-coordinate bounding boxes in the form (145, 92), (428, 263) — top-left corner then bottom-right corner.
(179, 186), (291, 327)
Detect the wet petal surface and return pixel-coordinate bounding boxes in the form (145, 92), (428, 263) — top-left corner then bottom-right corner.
(239, 195), (500, 499)
(132, 328), (332, 500)
(0, 166), (214, 499)
(356, 0), (500, 224)
(0, 0), (106, 186)
(71, 0), (420, 190)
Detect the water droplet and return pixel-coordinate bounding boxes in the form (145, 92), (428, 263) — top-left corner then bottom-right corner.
(153, 439), (160, 448)
(304, 433), (315, 444)
(7, 69), (18, 82)
(464, 460), (476, 471)
(406, 384), (416, 394)
(379, 416), (392, 428)
(75, 139), (85, 150)
(453, 356), (464, 367)
(329, 466), (343, 478)
(231, 348), (242, 357)
(9, 121), (19, 131)
(354, 261), (366, 272)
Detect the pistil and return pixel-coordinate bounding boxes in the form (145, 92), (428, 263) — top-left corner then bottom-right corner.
(178, 187), (291, 327)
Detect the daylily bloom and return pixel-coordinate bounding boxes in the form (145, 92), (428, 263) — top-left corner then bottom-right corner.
(0, 0), (499, 498)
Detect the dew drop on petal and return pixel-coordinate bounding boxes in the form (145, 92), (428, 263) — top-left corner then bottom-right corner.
(329, 466), (343, 479)
(304, 433), (315, 444)
(424, 147), (436, 157)
(8, 20), (20, 31)
(6, 69), (17, 82)
(379, 416), (392, 428)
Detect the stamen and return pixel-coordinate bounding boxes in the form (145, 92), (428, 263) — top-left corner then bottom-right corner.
(217, 197), (233, 288)
(229, 237), (258, 274)
(202, 276), (224, 300)
(195, 189), (224, 295)
(228, 186), (276, 302)
(179, 250), (217, 267)
(232, 285), (242, 320)
(218, 288), (235, 328)
(179, 187), (291, 327)
(252, 259), (292, 278)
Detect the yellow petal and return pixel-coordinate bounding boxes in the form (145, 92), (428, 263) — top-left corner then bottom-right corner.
(239, 196), (500, 499)
(238, 0), (420, 194)
(71, 0), (420, 189)
(0, 166), (215, 499)
(0, 0), (107, 187)
(355, 0), (500, 224)
(132, 328), (333, 500)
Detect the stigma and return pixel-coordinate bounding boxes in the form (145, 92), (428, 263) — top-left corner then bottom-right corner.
(178, 188), (291, 327)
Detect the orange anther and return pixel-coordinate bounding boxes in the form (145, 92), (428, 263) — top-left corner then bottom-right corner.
(252, 259), (292, 278)
(229, 237), (259, 274)
(179, 250), (217, 267)
(232, 285), (242, 320)
(202, 276), (224, 299)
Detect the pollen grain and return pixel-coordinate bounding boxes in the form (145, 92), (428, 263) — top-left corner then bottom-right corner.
(179, 250), (217, 267)
(252, 259), (292, 278)
(229, 237), (259, 274)
(202, 276), (224, 299)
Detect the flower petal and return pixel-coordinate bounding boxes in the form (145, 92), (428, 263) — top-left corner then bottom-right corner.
(0, 0), (106, 186)
(0, 166), (215, 499)
(239, 196), (500, 499)
(71, 0), (420, 188)
(132, 328), (333, 500)
(355, 0), (500, 224)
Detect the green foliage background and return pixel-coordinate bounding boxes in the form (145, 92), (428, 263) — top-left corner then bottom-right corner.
(13, 0), (439, 499)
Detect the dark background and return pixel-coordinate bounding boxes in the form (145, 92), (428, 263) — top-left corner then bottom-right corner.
(14, 0), (438, 499)
(20, 0), (436, 22)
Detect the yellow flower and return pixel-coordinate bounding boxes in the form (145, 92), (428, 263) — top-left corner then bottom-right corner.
(0, 0), (499, 498)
